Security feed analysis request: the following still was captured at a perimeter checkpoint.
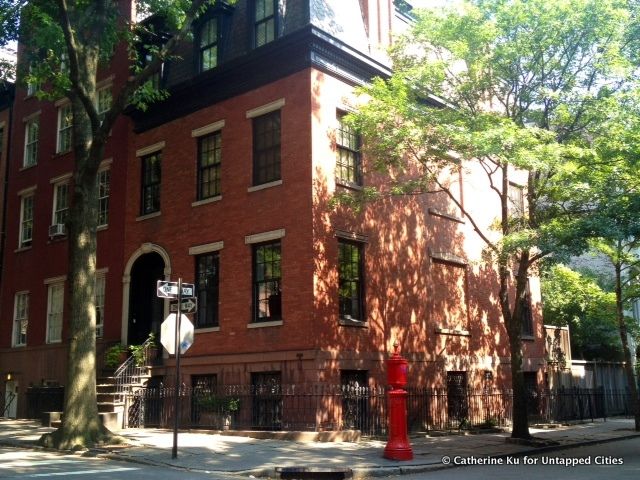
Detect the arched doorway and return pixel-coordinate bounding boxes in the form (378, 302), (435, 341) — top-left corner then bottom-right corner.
(128, 252), (165, 345)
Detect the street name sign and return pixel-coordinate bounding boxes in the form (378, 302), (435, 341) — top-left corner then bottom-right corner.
(157, 280), (195, 299)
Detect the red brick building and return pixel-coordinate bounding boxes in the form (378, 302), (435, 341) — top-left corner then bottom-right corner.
(0, 0), (545, 422)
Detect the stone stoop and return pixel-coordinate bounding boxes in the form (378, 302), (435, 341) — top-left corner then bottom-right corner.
(41, 368), (152, 431)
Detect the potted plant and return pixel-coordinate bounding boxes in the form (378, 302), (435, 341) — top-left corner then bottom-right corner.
(105, 344), (128, 369)
(197, 395), (240, 430)
(129, 333), (158, 366)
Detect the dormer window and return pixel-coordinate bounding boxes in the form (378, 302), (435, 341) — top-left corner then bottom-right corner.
(199, 18), (219, 72)
(255, 0), (277, 47)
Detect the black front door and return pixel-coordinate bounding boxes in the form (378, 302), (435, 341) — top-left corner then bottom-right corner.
(251, 372), (282, 430)
(128, 252), (165, 345)
(447, 371), (469, 426)
(341, 370), (369, 432)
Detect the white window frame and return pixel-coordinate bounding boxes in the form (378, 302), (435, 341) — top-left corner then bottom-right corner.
(13, 292), (29, 347)
(98, 168), (110, 227)
(46, 281), (64, 343)
(96, 86), (112, 124)
(19, 193), (34, 248)
(23, 117), (39, 167)
(57, 103), (73, 153)
(95, 272), (106, 338)
(52, 181), (69, 228)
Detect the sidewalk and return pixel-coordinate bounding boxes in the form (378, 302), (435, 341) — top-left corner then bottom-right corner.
(0, 417), (638, 478)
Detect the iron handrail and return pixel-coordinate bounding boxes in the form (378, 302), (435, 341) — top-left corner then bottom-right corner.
(113, 336), (154, 397)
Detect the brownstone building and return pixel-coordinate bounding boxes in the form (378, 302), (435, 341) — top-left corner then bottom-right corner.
(0, 1), (545, 425)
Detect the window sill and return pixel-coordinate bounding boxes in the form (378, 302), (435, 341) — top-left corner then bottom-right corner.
(248, 179), (282, 192)
(247, 320), (283, 328)
(12, 344), (26, 348)
(14, 246), (32, 253)
(435, 327), (470, 336)
(19, 164), (37, 172)
(335, 180), (363, 191)
(47, 236), (67, 244)
(195, 326), (220, 333)
(136, 211), (161, 222)
(97, 224), (108, 232)
(339, 317), (368, 328)
(53, 150), (72, 158)
(192, 195), (222, 207)
(521, 334), (535, 342)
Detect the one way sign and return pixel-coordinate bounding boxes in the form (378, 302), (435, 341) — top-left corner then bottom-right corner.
(157, 280), (195, 299)
(170, 297), (198, 314)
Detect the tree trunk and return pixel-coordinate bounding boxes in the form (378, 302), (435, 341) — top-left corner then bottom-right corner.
(500, 252), (532, 439)
(39, 90), (114, 450)
(614, 262), (640, 431)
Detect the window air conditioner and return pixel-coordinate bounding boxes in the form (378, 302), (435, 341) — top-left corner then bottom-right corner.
(48, 223), (66, 237)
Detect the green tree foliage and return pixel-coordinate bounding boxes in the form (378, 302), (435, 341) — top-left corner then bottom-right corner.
(347, 0), (636, 438)
(542, 264), (620, 361)
(0, 0), (227, 449)
(569, 89), (640, 429)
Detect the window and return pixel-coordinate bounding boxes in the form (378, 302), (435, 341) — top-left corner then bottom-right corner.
(197, 132), (222, 200)
(195, 253), (219, 328)
(19, 194), (34, 248)
(338, 240), (364, 321)
(24, 117), (39, 167)
(431, 259), (468, 331)
(98, 169), (110, 226)
(253, 110), (280, 185)
(26, 65), (40, 96)
(96, 87), (112, 124)
(57, 103), (73, 153)
(336, 112), (362, 185)
(141, 152), (161, 215)
(52, 182), (69, 227)
(46, 282), (64, 343)
(508, 182), (525, 216)
(254, 0), (277, 47)
(95, 274), (105, 338)
(199, 18), (219, 72)
(253, 241), (281, 322)
(13, 292), (29, 347)
(520, 280), (534, 337)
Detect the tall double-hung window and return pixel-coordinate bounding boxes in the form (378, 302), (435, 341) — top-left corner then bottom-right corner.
(95, 273), (106, 338)
(24, 117), (39, 167)
(254, 0), (277, 47)
(198, 132), (222, 199)
(338, 240), (364, 321)
(252, 110), (280, 186)
(57, 103), (73, 153)
(46, 281), (64, 343)
(13, 292), (29, 347)
(141, 151), (161, 215)
(19, 193), (34, 248)
(199, 18), (219, 72)
(195, 252), (220, 328)
(98, 168), (111, 227)
(253, 241), (282, 322)
(52, 181), (69, 228)
(336, 112), (362, 186)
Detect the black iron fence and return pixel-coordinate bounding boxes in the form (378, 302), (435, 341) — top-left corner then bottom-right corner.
(25, 386), (64, 420)
(124, 384), (634, 435)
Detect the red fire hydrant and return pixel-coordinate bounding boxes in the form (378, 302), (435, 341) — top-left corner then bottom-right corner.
(383, 342), (413, 460)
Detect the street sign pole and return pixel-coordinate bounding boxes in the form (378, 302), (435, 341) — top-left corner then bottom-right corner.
(172, 277), (183, 459)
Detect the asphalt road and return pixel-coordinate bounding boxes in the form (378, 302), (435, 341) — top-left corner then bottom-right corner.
(0, 447), (233, 479)
(389, 436), (640, 480)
